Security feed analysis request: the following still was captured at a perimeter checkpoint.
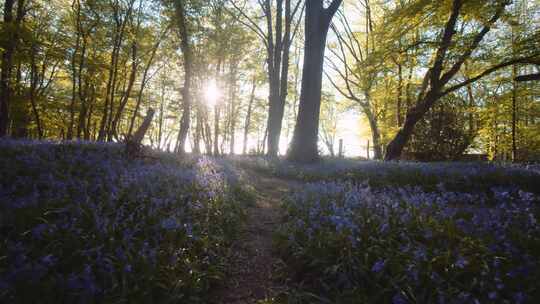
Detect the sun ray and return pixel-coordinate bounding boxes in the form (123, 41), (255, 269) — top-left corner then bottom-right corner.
(204, 79), (221, 107)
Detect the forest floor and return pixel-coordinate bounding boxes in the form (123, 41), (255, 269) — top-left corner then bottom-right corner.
(210, 168), (301, 304)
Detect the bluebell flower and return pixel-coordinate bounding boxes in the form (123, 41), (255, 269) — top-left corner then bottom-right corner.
(161, 217), (181, 230)
(124, 264), (133, 273)
(454, 256), (468, 269)
(513, 292), (526, 304)
(392, 293), (407, 304)
(40, 254), (57, 267)
(371, 259), (386, 273)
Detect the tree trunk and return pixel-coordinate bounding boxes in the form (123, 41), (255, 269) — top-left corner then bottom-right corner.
(68, 0), (82, 140)
(214, 104), (221, 156)
(364, 106), (383, 160)
(265, 0), (283, 157)
(111, 42), (138, 139)
(511, 63), (518, 162)
(158, 93), (164, 150)
(396, 62), (403, 127)
(384, 94), (437, 160)
(98, 0), (135, 141)
(85, 88), (95, 140)
(175, 0), (193, 155)
(383, 0), (509, 160)
(29, 43), (43, 139)
(193, 106), (202, 154)
(126, 108), (154, 157)
(76, 34), (89, 139)
(243, 77), (256, 155)
(98, 33), (120, 141)
(288, 0), (342, 162)
(0, 0), (25, 137)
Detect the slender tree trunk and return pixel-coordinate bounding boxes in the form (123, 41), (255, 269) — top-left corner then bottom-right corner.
(511, 63), (518, 162)
(175, 0), (193, 155)
(204, 116), (213, 155)
(158, 93), (164, 150)
(98, 0), (135, 141)
(396, 62), (403, 127)
(68, 1), (82, 140)
(98, 33), (120, 141)
(288, 0), (342, 162)
(193, 107), (202, 154)
(364, 106), (382, 160)
(76, 34), (89, 139)
(243, 77), (257, 155)
(29, 45), (43, 139)
(214, 103), (221, 155)
(228, 62), (238, 155)
(127, 36), (164, 137)
(111, 42), (138, 139)
(85, 88), (95, 140)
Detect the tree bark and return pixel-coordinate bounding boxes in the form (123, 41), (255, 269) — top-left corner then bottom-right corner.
(110, 42), (138, 139)
(288, 0), (342, 162)
(68, 0), (82, 140)
(511, 63), (518, 162)
(384, 0), (510, 160)
(175, 0), (193, 155)
(364, 105), (382, 160)
(265, 0), (283, 157)
(228, 60), (239, 155)
(0, 0), (25, 137)
(243, 77), (257, 155)
(98, 0), (135, 141)
(76, 33), (89, 139)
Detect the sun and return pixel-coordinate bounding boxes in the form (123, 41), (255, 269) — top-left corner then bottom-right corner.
(204, 79), (221, 107)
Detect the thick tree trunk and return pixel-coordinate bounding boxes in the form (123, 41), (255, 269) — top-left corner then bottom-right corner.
(288, 0), (341, 162)
(265, 0), (283, 157)
(0, 0), (25, 137)
(384, 94), (437, 160)
(126, 108), (154, 157)
(383, 0), (509, 160)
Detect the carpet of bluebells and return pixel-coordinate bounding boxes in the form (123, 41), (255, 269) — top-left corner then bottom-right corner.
(272, 158), (540, 303)
(232, 156), (540, 193)
(0, 140), (247, 303)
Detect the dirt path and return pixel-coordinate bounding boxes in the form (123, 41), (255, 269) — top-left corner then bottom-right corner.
(211, 169), (300, 304)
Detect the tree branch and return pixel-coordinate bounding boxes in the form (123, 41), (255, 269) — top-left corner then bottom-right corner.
(440, 0), (509, 84)
(441, 57), (538, 96)
(325, 0), (343, 20)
